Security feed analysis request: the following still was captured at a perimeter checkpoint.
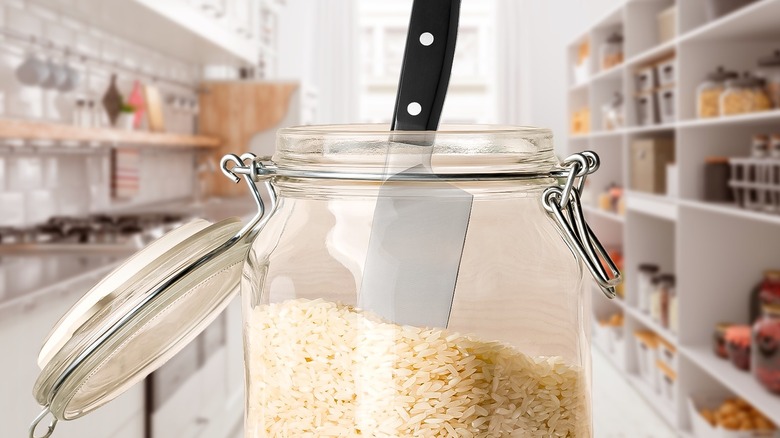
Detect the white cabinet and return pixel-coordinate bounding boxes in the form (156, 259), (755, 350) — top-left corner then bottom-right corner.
(0, 269), (144, 438)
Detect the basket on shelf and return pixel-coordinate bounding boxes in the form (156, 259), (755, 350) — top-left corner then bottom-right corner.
(728, 158), (780, 212)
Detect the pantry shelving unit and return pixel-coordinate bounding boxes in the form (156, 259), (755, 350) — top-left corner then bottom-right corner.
(569, 0), (780, 434)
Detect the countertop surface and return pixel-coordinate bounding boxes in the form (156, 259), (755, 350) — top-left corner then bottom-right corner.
(0, 196), (257, 311)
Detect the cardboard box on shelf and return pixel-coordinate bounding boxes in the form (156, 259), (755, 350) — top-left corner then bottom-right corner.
(631, 137), (675, 194)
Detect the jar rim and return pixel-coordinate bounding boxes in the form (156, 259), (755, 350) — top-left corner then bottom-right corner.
(278, 124), (553, 138)
(273, 124), (559, 176)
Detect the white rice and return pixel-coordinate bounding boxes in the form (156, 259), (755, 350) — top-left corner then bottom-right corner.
(246, 298), (589, 437)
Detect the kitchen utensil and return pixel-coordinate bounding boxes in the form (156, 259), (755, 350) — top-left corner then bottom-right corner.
(102, 74), (123, 126)
(143, 84), (165, 132)
(41, 60), (68, 90)
(57, 62), (80, 93)
(16, 51), (50, 86)
(358, 0), (470, 329)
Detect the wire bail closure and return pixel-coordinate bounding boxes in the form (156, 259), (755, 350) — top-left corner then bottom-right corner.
(543, 151), (622, 299)
(29, 407), (57, 438)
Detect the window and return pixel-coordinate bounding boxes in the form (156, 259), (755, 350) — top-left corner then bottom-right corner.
(357, 0), (498, 125)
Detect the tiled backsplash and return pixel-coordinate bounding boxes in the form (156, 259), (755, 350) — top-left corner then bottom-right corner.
(0, 0), (204, 227)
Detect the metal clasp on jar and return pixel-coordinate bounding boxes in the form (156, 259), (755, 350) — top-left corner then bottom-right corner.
(542, 151), (622, 299)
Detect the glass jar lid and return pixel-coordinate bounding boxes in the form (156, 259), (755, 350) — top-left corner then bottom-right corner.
(726, 73), (765, 88)
(706, 66), (738, 82)
(32, 217), (251, 422)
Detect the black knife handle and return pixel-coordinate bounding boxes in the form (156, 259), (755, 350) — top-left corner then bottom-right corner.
(391, 0), (461, 132)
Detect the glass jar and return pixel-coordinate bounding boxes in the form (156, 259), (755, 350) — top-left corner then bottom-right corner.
(697, 66), (738, 118)
(721, 73), (773, 116)
(600, 32), (624, 71)
(714, 322), (734, 359)
(770, 134), (780, 159)
(753, 304), (780, 393)
(658, 274), (675, 329)
(726, 325), (752, 371)
(757, 50), (780, 108)
(752, 270), (780, 323)
(28, 125), (621, 438)
(638, 264), (660, 313)
(241, 125), (615, 437)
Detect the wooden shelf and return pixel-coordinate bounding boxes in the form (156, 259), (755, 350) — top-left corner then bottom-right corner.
(0, 118), (220, 149)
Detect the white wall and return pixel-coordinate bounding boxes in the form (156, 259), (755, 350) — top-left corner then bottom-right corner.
(518, 0), (623, 155)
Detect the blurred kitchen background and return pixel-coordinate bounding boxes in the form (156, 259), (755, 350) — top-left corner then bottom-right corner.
(1, 0), (780, 437)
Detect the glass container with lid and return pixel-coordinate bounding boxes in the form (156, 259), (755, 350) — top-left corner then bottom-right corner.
(720, 72), (773, 116)
(753, 303), (780, 393)
(697, 66), (738, 118)
(600, 32), (624, 71)
(757, 49), (780, 108)
(29, 125), (620, 438)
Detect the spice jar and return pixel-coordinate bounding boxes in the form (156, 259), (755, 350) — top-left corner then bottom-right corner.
(720, 73), (773, 116)
(601, 32), (624, 71)
(757, 50), (780, 108)
(752, 134), (770, 158)
(697, 66), (738, 118)
(638, 264), (660, 313)
(726, 325), (752, 371)
(657, 274), (676, 329)
(753, 304), (780, 393)
(770, 134), (780, 158)
(667, 277), (678, 333)
(28, 125), (621, 438)
(650, 275), (663, 324)
(751, 270), (780, 323)
(714, 323), (734, 359)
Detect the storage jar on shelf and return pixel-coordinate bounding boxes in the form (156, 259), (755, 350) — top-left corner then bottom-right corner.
(720, 73), (773, 116)
(634, 331), (660, 391)
(725, 325), (752, 371)
(757, 50), (780, 108)
(638, 264), (660, 314)
(753, 304), (780, 394)
(697, 66), (738, 118)
(28, 125), (622, 438)
(714, 323), (734, 359)
(600, 32), (624, 71)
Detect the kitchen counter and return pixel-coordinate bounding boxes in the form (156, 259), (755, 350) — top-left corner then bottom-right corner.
(0, 196), (257, 312)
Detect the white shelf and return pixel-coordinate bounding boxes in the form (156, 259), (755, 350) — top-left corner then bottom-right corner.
(677, 110), (780, 129)
(584, 205), (626, 223)
(624, 124), (677, 134)
(570, 2), (780, 435)
(625, 39), (676, 68)
(625, 304), (678, 347)
(679, 200), (780, 227)
(681, 346), (780, 426)
(626, 192), (679, 221)
(591, 64), (625, 84)
(679, 0), (780, 44)
(626, 373), (678, 429)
